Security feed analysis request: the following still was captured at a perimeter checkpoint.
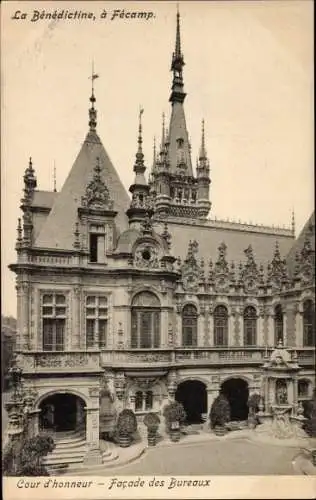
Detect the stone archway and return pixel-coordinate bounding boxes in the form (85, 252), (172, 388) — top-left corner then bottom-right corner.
(175, 380), (207, 424)
(221, 378), (249, 421)
(39, 393), (86, 434)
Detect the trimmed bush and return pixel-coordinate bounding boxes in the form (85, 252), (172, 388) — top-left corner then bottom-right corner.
(163, 401), (186, 431)
(209, 394), (230, 429)
(3, 435), (55, 476)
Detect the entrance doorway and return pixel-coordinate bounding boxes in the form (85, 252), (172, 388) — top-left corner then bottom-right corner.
(39, 393), (86, 433)
(175, 380), (207, 424)
(221, 378), (249, 421)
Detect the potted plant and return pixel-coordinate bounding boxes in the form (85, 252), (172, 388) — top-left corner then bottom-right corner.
(143, 412), (160, 446)
(116, 409), (137, 448)
(247, 393), (261, 429)
(163, 401), (186, 442)
(209, 394), (230, 436)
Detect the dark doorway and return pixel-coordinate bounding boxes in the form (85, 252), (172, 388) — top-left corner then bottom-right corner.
(221, 378), (249, 421)
(39, 393), (85, 432)
(175, 380), (207, 424)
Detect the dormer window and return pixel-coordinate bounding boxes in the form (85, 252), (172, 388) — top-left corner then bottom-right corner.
(89, 224), (105, 263)
(177, 138), (184, 149)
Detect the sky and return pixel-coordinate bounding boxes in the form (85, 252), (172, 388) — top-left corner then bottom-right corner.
(1, 0), (314, 317)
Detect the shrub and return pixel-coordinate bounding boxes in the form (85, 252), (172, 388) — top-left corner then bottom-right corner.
(163, 401), (186, 431)
(143, 412), (160, 431)
(304, 392), (316, 437)
(209, 394), (230, 429)
(117, 409), (137, 436)
(3, 435), (55, 476)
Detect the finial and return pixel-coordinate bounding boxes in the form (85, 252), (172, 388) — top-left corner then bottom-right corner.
(94, 157), (102, 179)
(138, 106), (144, 153)
(89, 62), (99, 132)
(16, 218), (23, 248)
(53, 161), (57, 192)
(291, 208), (295, 236)
(73, 221), (81, 249)
(153, 136), (157, 170)
(161, 112), (165, 148)
(175, 4), (181, 58)
(199, 119), (207, 158)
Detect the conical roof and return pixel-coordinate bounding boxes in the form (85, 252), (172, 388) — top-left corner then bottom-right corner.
(35, 131), (130, 250)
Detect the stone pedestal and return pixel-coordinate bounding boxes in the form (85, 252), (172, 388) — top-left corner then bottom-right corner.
(84, 406), (102, 464)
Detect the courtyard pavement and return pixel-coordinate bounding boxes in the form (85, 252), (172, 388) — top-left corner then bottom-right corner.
(76, 437), (302, 476)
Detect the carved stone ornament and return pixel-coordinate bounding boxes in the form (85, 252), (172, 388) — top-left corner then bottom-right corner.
(213, 242), (231, 293)
(267, 242), (288, 292)
(81, 158), (114, 210)
(240, 245), (259, 293)
(181, 240), (200, 292)
(134, 243), (160, 269)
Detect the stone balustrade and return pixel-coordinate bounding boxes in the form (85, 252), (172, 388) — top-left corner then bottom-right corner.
(17, 347), (314, 373)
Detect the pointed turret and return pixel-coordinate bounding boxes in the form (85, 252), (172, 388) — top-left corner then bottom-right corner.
(126, 109), (153, 228)
(22, 157), (37, 205)
(197, 120), (211, 218)
(170, 7), (186, 104)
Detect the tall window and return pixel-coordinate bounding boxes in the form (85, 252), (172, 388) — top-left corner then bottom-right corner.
(243, 306), (257, 346)
(274, 304), (283, 345)
(86, 295), (108, 349)
(89, 225), (105, 263)
(182, 304), (198, 346)
(131, 292), (160, 348)
(42, 294), (66, 351)
(134, 390), (153, 412)
(303, 300), (315, 347)
(214, 305), (228, 346)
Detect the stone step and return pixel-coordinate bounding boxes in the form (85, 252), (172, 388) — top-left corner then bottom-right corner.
(53, 437), (86, 449)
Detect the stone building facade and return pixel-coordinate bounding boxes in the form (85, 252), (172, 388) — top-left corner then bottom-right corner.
(9, 12), (315, 456)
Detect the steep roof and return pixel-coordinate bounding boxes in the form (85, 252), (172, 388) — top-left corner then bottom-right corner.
(167, 102), (193, 176)
(32, 190), (58, 209)
(286, 212), (315, 278)
(35, 131), (130, 250)
(154, 219), (294, 265)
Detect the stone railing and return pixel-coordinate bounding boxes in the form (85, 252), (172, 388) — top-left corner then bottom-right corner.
(296, 348), (315, 366)
(101, 347), (266, 368)
(19, 351), (100, 373)
(28, 254), (74, 266)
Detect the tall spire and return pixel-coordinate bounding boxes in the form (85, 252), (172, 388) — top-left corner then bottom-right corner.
(199, 119), (207, 159)
(170, 7), (186, 104)
(53, 161), (57, 192)
(134, 107), (145, 180)
(127, 108), (152, 227)
(89, 62), (99, 132)
(291, 208), (295, 237)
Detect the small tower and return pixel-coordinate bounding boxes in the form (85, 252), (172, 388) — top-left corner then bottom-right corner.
(126, 108), (152, 228)
(20, 157), (37, 247)
(154, 113), (172, 216)
(197, 119), (211, 218)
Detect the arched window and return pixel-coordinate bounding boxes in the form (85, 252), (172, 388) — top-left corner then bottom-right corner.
(182, 304), (198, 346)
(131, 292), (161, 348)
(303, 300), (315, 347)
(243, 306), (257, 346)
(214, 306), (228, 346)
(274, 304), (283, 345)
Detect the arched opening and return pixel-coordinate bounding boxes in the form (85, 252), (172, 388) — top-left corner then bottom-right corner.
(274, 304), (283, 345)
(303, 300), (315, 347)
(220, 378), (249, 421)
(182, 304), (198, 346)
(39, 393), (86, 434)
(175, 380), (207, 424)
(243, 306), (257, 346)
(131, 291), (161, 348)
(214, 305), (228, 346)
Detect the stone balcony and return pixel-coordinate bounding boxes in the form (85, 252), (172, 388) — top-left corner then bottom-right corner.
(100, 347), (315, 369)
(18, 351), (101, 374)
(16, 347), (314, 375)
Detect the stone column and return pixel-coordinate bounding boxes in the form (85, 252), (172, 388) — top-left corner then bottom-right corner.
(232, 308), (241, 346)
(228, 312), (235, 346)
(16, 282), (30, 351)
(84, 406), (102, 465)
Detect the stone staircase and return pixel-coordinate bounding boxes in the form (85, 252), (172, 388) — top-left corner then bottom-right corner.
(43, 431), (120, 474)
(43, 430), (87, 474)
